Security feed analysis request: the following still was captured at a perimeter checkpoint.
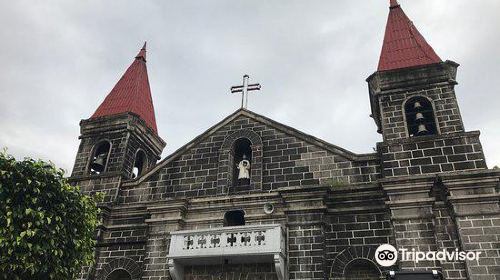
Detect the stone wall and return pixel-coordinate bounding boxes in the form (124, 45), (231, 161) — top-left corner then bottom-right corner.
(70, 113), (163, 203)
(367, 61), (463, 142)
(455, 215), (500, 279)
(433, 202), (468, 280)
(377, 131), (487, 177)
(288, 220), (326, 280)
(378, 84), (464, 141)
(120, 112), (379, 203)
(184, 263), (277, 280)
(327, 184), (390, 279)
(71, 130), (129, 178)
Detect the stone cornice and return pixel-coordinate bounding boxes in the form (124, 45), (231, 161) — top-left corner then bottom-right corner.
(80, 112), (166, 156)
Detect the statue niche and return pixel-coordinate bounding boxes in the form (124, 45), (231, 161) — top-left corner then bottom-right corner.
(232, 138), (252, 187)
(218, 129), (263, 194)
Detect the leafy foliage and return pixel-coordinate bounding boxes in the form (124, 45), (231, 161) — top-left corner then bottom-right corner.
(0, 151), (101, 279)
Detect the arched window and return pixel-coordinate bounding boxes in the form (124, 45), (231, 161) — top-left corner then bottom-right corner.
(344, 259), (380, 280)
(224, 210), (245, 226)
(106, 269), (132, 280)
(132, 150), (147, 178)
(89, 141), (111, 175)
(404, 97), (438, 137)
(232, 138), (252, 187)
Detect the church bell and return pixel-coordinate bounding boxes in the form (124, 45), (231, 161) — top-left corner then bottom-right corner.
(417, 124), (428, 134)
(415, 112), (425, 121)
(413, 101), (423, 110)
(90, 153), (106, 173)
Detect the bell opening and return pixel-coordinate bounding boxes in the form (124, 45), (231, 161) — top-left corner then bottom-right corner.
(405, 97), (438, 137)
(132, 150), (147, 179)
(89, 141), (111, 175)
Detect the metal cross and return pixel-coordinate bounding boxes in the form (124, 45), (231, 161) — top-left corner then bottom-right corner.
(230, 75), (261, 109)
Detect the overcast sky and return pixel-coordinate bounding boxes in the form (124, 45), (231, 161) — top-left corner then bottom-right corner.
(1, 0), (499, 172)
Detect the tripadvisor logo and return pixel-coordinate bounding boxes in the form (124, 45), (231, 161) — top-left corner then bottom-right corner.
(375, 244), (398, 267)
(375, 244), (481, 267)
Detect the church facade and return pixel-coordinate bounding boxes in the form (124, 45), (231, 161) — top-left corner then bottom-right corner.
(69, 2), (500, 280)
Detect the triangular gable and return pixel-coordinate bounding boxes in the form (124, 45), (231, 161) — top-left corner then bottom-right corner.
(124, 108), (377, 186)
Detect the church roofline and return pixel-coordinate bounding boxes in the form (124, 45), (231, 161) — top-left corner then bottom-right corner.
(123, 108), (378, 186)
(377, 0), (442, 72)
(91, 42), (159, 134)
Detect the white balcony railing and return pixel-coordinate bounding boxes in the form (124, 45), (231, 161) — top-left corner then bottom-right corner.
(167, 224), (286, 280)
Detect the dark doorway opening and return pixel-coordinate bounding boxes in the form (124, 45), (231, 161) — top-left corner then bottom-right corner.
(106, 269), (132, 280)
(344, 259), (380, 280)
(224, 210), (245, 226)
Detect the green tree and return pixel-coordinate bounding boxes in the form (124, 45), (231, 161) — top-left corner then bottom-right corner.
(0, 151), (101, 279)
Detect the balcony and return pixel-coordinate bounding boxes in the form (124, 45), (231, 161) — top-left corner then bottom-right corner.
(167, 224), (286, 280)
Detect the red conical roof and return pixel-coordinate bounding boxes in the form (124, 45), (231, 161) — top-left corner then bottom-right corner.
(377, 0), (442, 71)
(91, 42), (158, 133)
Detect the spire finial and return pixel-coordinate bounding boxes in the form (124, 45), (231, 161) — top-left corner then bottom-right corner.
(377, 0), (441, 71)
(92, 41), (158, 133)
(136, 41), (147, 61)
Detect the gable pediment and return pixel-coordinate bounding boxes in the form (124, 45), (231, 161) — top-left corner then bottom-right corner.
(123, 109), (379, 199)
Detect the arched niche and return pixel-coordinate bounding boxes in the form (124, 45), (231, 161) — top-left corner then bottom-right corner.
(100, 257), (141, 280)
(218, 129), (263, 195)
(330, 247), (384, 280)
(232, 138), (252, 187)
(344, 259), (381, 280)
(403, 96), (439, 137)
(132, 150), (148, 179)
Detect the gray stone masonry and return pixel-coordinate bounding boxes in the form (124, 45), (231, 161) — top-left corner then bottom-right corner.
(443, 170), (500, 280)
(70, 107), (500, 280)
(380, 170), (500, 280)
(184, 263), (277, 280)
(377, 131), (487, 177)
(367, 61), (463, 141)
(70, 58), (500, 280)
(327, 184), (393, 279)
(119, 110), (379, 204)
(433, 202), (468, 280)
(70, 112), (165, 202)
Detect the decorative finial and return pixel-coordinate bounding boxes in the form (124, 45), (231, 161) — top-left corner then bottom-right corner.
(135, 41), (147, 61)
(390, 0), (400, 8)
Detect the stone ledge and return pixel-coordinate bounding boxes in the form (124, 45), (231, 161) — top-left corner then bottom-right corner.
(377, 130), (480, 147)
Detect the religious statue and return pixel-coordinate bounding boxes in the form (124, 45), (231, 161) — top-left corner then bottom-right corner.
(236, 154), (251, 185)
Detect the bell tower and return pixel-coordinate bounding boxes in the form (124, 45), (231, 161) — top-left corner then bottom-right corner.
(367, 1), (487, 177)
(69, 43), (166, 202)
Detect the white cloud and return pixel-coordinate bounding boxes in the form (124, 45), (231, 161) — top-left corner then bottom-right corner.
(0, 0), (498, 171)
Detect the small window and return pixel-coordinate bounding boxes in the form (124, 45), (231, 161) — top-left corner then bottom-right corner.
(132, 150), (147, 178)
(224, 210), (245, 226)
(405, 97), (438, 137)
(89, 141), (110, 175)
